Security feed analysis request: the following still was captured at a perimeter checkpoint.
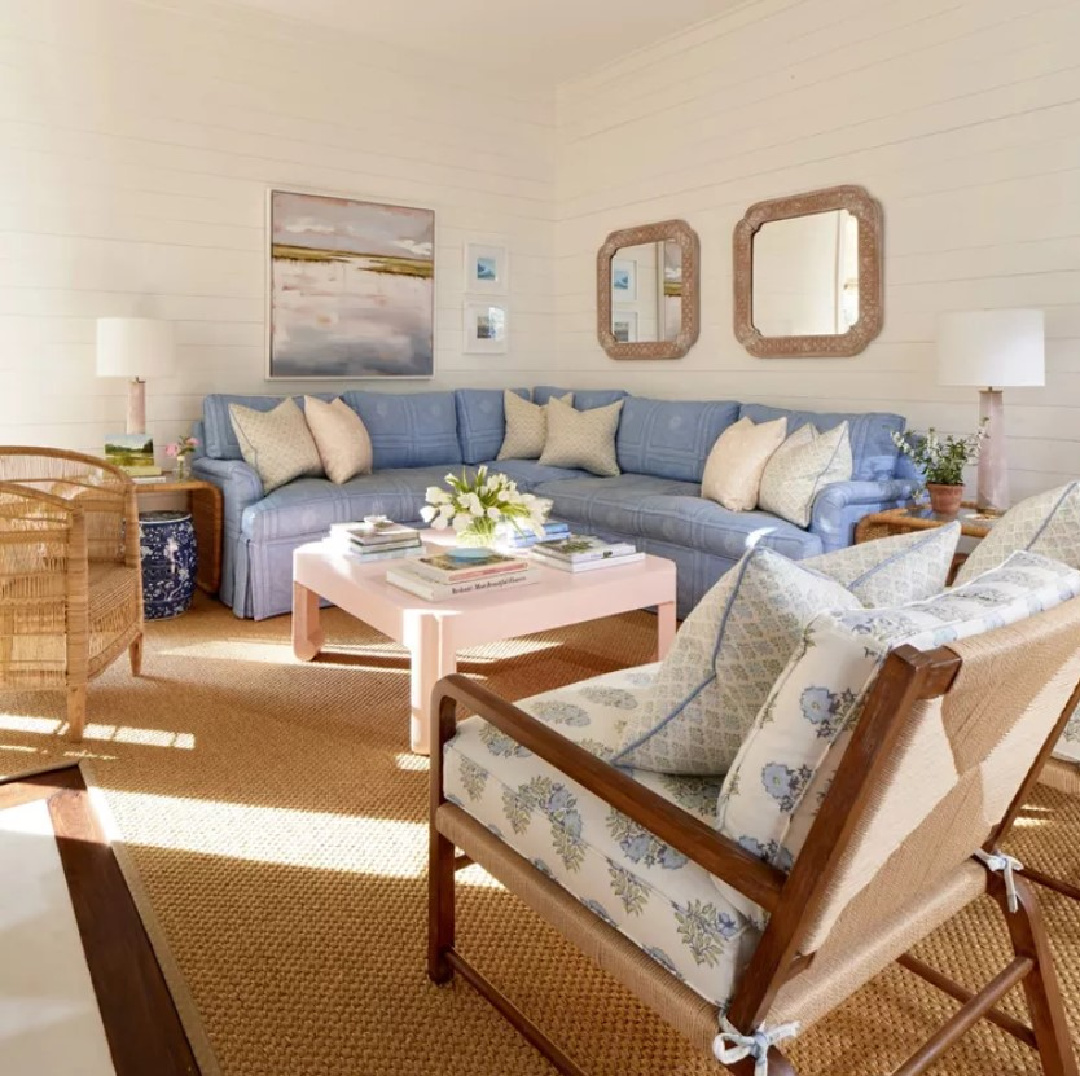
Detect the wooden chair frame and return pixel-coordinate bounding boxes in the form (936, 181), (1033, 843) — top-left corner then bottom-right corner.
(429, 642), (1080, 1076)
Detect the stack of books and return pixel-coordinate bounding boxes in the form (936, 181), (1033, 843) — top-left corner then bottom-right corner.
(498, 519), (570, 550)
(530, 535), (644, 573)
(329, 520), (423, 564)
(386, 550), (536, 602)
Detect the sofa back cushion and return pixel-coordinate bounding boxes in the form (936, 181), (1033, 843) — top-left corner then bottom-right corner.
(341, 391), (462, 469)
(739, 404), (904, 482)
(533, 386), (628, 410)
(616, 396), (740, 483)
(455, 387), (530, 465)
(204, 393), (334, 460)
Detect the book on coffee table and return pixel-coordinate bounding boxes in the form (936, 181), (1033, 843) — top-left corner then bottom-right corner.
(386, 563), (537, 602)
(531, 535), (637, 565)
(532, 551), (645, 573)
(407, 550), (527, 585)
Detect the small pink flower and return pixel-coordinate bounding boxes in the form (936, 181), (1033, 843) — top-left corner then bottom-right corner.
(166, 443), (179, 457)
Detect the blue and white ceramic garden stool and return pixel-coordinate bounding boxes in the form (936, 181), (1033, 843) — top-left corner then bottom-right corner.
(139, 510), (197, 620)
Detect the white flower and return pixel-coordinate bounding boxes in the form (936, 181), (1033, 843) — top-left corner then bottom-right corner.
(486, 506), (501, 521)
(452, 512), (474, 533)
(464, 492), (483, 515)
(420, 505), (438, 523)
(426, 487), (450, 504)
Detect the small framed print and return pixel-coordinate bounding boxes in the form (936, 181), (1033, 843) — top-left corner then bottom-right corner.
(464, 242), (509, 295)
(464, 301), (509, 353)
(611, 258), (637, 302)
(611, 311), (638, 344)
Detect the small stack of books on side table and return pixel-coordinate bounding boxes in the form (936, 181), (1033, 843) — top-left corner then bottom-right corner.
(386, 550), (536, 602)
(530, 535), (644, 573)
(328, 520), (423, 564)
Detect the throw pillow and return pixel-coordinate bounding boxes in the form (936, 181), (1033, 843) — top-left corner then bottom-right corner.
(715, 549), (1080, 924)
(805, 523), (961, 607)
(539, 396), (623, 477)
(701, 416), (787, 511)
(497, 390), (569, 461)
(758, 422), (853, 528)
(612, 547), (863, 775)
(229, 398), (323, 492)
(954, 480), (1080, 584)
(303, 396), (373, 484)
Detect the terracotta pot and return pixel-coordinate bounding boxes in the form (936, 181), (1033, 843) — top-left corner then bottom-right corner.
(926, 483), (964, 516)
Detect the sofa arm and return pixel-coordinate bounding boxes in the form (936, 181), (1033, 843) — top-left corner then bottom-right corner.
(809, 478), (917, 552)
(192, 457), (263, 533)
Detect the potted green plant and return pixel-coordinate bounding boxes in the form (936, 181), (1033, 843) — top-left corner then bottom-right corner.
(891, 422), (988, 516)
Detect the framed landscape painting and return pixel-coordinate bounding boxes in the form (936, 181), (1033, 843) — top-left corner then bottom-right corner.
(267, 190), (435, 379)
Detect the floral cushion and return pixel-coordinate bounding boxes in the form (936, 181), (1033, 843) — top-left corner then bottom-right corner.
(805, 523), (961, 607)
(612, 547), (862, 775)
(954, 481), (1080, 584)
(716, 550), (1080, 925)
(443, 665), (760, 1006)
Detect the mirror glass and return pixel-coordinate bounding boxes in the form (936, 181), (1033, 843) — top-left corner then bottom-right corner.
(609, 239), (684, 344)
(751, 210), (859, 337)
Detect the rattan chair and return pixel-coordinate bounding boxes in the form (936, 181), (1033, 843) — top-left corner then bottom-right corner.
(430, 597), (1080, 1076)
(0, 448), (143, 740)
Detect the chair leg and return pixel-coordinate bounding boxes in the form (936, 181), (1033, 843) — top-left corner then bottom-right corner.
(129, 634), (143, 677)
(994, 875), (1079, 1076)
(67, 686), (86, 741)
(428, 826), (457, 985)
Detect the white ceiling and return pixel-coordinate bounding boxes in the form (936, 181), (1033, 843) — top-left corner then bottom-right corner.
(215, 0), (736, 82)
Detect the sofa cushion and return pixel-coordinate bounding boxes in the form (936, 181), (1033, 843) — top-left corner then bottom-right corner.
(539, 397), (623, 477)
(805, 523), (961, 607)
(533, 386), (628, 410)
(341, 391), (461, 469)
(304, 396), (373, 484)
(532, 474), (702, 532)
(229, 398), (323, 493)
(740, 404), (904, 482)
(455, 387), (530, 466)
(444, 663), (758, 1007)
(617, 397), (740, 483)
(701, 415), (787, 510)
(759, 422), (853, 528)
(614, 547), (862, 776)
(629, 497), (824, 563)
(498, 390), (569, 461)
(954, 480), (1080, 584)
(716, 550), (1080, 924)
(485, 460), (590, 492)
(239, 465), (472, 542)
(204, 393), (334, 460)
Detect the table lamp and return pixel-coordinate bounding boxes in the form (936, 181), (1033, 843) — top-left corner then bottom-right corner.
(937, 309), (1045, 512)
(95, 317), (176, 435)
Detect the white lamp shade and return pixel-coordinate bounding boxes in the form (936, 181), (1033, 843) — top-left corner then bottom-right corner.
(95, 317), (176, 379)
(937, 309), (1045, 388)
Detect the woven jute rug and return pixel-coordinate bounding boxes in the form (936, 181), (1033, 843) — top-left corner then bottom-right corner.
(0, 596), (1077, 1076)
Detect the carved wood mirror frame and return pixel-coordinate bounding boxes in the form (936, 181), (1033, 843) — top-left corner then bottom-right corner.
(733, 184), (884, 358)
(597, 219), (700, 360)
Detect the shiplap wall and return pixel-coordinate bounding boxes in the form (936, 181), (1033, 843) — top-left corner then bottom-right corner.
(554, 0), (1080, 499)
(0, 0), (555, 458)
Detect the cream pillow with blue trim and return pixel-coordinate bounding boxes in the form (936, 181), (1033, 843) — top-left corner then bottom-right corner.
(715, 549), (1080, 924)
(806, 522), (961, 607)
(612, 547), (862, 776)
(758, 422), (853, 528)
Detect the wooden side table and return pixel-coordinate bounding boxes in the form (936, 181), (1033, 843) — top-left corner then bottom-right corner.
(134, 476), (222, 594)
(855, 503), (1001, 582)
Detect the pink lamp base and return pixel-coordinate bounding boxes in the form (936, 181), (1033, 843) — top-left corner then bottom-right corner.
(977, 388), (1007, 512)
(127, 378), (146, 436)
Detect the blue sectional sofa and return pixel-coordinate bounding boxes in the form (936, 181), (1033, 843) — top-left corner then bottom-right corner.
(192, 387), (918, 620)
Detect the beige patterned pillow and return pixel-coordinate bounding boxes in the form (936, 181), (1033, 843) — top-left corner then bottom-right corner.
(539, 396), (623, 477)
(702, 416), (787, 511)
(229, 398), (323, 492)
(497, 390), (569, 461)
(304, 396), (373, 484)
(758, 421), (852, 527)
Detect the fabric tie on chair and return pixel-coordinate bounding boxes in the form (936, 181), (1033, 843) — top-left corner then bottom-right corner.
(713, 1017), (799, 1075)
(974, 849), (1024, 914)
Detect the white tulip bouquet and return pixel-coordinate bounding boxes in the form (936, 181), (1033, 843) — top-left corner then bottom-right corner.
(420, 465), (548, 546)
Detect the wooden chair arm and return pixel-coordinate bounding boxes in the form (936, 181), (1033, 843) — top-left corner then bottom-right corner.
(432, 673), (786, 914)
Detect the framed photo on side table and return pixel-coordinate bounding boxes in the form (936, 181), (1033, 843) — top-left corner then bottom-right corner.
(463, 302), (509, 354)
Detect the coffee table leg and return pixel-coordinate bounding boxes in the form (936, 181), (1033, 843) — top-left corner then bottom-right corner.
(292, 581), (324, 661)
(411, 615), (455, 756)
(656, 600), (676, 661)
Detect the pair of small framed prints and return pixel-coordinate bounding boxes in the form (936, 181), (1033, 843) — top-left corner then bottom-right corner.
(463, 242), (510, 354)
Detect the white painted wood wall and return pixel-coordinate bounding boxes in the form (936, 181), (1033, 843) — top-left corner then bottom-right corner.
(555, 0), (1080, 499)
(0, 0), (556, 457)
(3, 0), (1079, 500)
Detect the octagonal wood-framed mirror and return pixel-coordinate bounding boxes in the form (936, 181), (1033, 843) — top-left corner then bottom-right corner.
(733, 184), (884, 358)
(597, 219), (700, 360)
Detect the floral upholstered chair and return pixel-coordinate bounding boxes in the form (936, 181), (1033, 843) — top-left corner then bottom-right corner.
(429, 557), (1080, 1075)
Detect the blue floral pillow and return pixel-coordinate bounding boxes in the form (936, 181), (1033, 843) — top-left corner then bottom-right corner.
(715, 550), (1080, 925)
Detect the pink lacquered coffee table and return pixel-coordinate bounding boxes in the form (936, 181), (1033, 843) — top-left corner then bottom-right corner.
(292, 535), (677, 754)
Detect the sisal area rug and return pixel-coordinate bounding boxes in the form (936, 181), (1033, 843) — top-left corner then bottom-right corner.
(0, 596), (1077, 1076)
